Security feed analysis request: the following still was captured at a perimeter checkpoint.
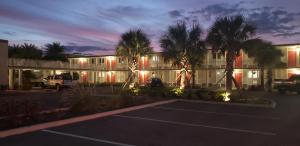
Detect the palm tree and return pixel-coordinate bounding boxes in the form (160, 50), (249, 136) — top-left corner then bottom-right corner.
(9, 43), (43, 59)
(206, 15), (256, 91)
(44, 42), (68, 62)
(116, 29), (153, 88)
(243, 39), (283, 90)
(160, 22), (207, 89)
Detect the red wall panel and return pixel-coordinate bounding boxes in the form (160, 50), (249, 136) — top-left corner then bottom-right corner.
(235, 54), (243, 68)
(234, 72), (243, 87)
(288, 51), (296, 67)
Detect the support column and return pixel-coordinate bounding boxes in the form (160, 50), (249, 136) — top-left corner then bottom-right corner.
(9, 69), (14, 90)
(18, 69), (23, 89)
(52, 70), (56, 75)
(95, 72), (98, 84)
(70, 71), (74, 79)
(93, 71), (96, 84)
(79, 71), (82, 83)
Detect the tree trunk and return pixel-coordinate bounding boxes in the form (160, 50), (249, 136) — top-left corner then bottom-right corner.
(180, 68), (186, 89)
(191, 65), (196, 88)
(123, 61), (137, 89)
(267, 68), (272, 92)
(226, 51), (235, 91)
(260, 67), (265, 90)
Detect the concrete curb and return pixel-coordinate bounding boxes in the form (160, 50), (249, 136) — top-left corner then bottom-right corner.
(178, 99), (276, 109)
(0, 99), (177, 138)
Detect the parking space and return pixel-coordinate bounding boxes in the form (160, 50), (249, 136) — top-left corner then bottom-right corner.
(0, 100), (297, 146)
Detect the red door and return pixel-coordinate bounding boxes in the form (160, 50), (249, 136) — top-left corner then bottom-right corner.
(234, 72), (243, 88)
(111, 72), (115, 83)
(288, 51), (296, 67)
(235, 53), (243, 68)
(82, 73), (88, 83)
(139, 71), (149, 85)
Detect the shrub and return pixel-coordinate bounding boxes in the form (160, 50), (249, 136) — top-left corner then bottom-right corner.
(68, 86), (103, 114)
(169, 88), (184, 97)
(139, 87), (168, 98)
(0, 99), (41, 127)
(0, 85), (7, 90)
(22, 83), (32, 90)
(195, 88), (210, 100)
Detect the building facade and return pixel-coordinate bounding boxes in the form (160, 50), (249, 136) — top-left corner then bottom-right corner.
(5, 42), (300, 89)
(0, 40), (8, 87)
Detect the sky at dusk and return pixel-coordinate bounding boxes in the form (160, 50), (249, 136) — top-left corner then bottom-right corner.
(1, 0), (300, 55)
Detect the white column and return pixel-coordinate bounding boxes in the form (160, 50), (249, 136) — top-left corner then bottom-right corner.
(9, 69), (14, 90)
(18, 69), (22, 88)
(79, 71), (82, 83)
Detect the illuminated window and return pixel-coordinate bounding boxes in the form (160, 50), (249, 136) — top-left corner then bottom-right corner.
(248, 71), (258, 78)
(152, 56), (159, 62)
(99, 72), (105, 77)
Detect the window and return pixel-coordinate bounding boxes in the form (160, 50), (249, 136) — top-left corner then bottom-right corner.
(152, 56), (159, 62)
(99, 72), (105, 78)
(118, 58), (124, 63)
(248, 71), (258, 78)
(212, 53), (216, 59)
(91, 58), (95, 64)
(54, 75), (62, 80)
(98, 58), (105, 64)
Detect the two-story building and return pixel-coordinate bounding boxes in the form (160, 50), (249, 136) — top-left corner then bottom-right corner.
(2, 39), (300, 89)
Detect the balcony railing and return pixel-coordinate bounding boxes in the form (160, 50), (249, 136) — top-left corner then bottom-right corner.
(8, 58), (283, 71)
(9, 58), (71, 69)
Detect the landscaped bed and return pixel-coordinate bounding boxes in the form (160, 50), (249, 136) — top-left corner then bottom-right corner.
(0, 85), (274, 131)
(0, 85), (168, 131)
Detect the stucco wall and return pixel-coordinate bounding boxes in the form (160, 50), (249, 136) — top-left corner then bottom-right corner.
(0, 40), (8, 86)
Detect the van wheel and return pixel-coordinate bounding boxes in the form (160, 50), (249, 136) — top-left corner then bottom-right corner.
(56, 84), (61, 91)
(278, 89), (286, 95)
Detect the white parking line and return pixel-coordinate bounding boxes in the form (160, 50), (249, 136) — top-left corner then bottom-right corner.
(153, 106), (280, 120)
(114, 115), (276, 136)
(42, 129), (135, 146)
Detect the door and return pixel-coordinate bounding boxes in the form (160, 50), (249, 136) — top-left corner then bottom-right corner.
(234, 72), (243, 88)
(288, 51), (296, 67)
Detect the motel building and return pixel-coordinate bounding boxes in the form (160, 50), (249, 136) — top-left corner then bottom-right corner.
(1, 39), (300, 90)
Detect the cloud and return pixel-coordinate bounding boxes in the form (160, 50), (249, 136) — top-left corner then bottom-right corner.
(273, 32), (300, 37)
(187, 2), (300, 37)
(168, 10), (184, 18)
(64, 46), (112, 53)
(2, 31), (16, 36)
(0, 6), (120, 49)
(107, 6), (146, 17)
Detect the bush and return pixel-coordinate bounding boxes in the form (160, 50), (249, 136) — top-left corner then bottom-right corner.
(0, 85), (7, 90)
(139, 87), (169, 98)
(22, 83), (32, 90)
(169, 88), (184, 97)
(0, 99), (41, 127)
(68, 86), (103, 114)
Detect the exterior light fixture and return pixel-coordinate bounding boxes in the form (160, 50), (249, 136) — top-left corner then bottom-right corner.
(221, 92), (231, 102)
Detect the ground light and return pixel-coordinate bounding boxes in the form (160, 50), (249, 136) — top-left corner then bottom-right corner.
(221, 91), (231, 102)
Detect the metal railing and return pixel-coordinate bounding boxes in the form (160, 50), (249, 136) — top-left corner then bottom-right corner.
(9, 58), (282, 71)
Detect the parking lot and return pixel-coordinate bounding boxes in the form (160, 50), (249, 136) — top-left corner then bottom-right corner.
(0, 98), (299, 146)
